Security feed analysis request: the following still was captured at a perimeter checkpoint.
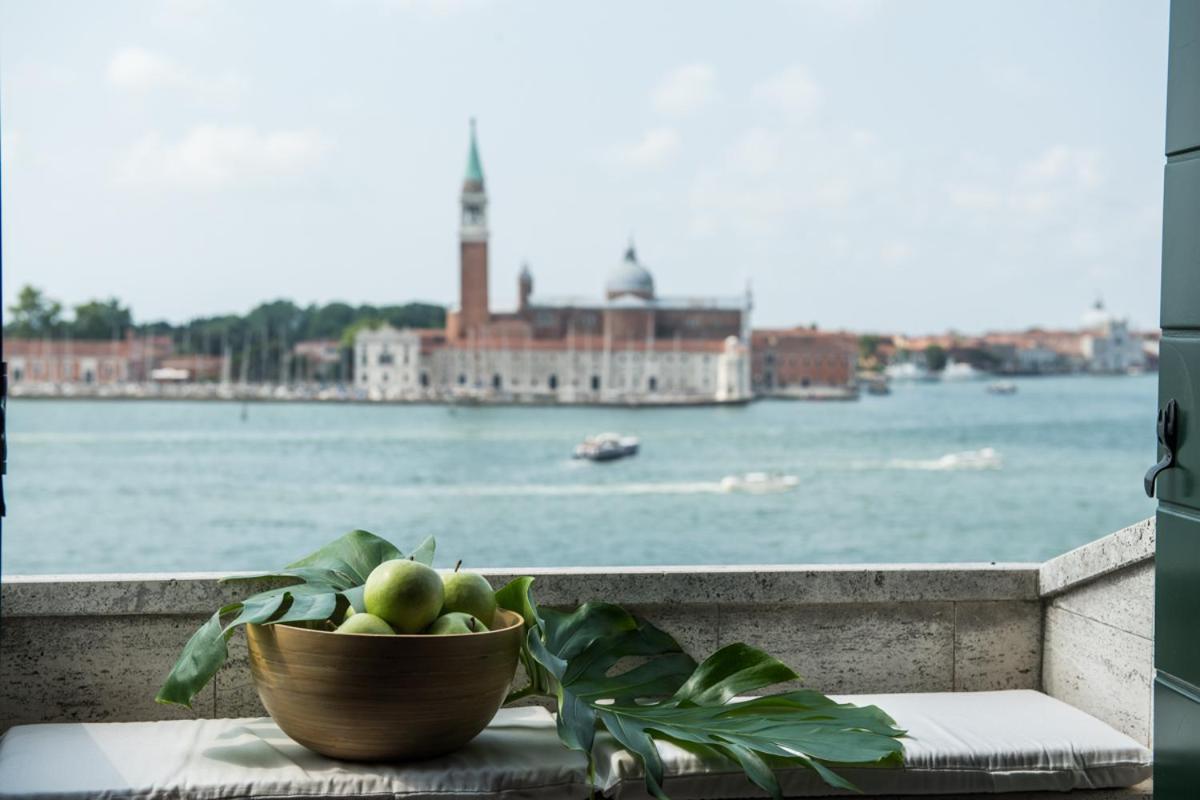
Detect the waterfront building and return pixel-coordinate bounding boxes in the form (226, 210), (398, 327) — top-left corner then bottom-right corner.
(1080, 300), (1146, 373)
(293, 339), (346, 382)
(355, 122), (753, 404)
(157, 355), (224, 382)
(5, 333), (173, 385)
(750, 328), (858, 398)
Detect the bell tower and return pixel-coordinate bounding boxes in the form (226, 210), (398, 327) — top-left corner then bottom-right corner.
(458, 118), (489, 339)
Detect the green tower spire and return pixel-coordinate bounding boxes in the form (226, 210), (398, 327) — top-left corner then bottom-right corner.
(464, 118), (484, 186)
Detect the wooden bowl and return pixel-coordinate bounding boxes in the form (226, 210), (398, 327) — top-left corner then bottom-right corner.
(245, 609), (524, 761)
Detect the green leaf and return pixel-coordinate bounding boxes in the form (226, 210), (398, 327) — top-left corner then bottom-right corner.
(718, 742), (781, 800)
(524, 603), (696, 759)
(593, 691), (903, 796)
(409, 535), (437, 566)
(158, 530), (419, 709)
(271, 591), (342, 625)
(495, 576), (537, 631)
(219, 566), (358, 589)
(597, 707), (670, 800)
(496, 578), (551, 703)
(155, 604), (239, 708)
(670, 642), (798, 706)
(517, 607), (905, 798)
(284, 528), (407, 583)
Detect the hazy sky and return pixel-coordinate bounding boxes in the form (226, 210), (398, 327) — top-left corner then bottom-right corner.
(0, 0), (1170, 332)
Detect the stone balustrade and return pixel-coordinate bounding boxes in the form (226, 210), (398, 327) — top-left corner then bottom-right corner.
(0, 518), (1155, 746)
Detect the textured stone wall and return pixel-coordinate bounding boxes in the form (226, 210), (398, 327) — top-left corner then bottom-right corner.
(0, 563), (1039, 732)
(1040, 518), (1156, 745)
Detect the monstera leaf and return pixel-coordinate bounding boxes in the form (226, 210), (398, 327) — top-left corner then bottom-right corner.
(156, 531), (433, 708)
(158, 532), (904, 798)
(497, 577), (905, 798)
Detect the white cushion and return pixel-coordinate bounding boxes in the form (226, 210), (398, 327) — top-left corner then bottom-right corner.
(0, 707), (590, 800)
(593, 690), (1152, 798)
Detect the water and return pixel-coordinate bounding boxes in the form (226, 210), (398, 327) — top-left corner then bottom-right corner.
(2, 375), (1157, 574)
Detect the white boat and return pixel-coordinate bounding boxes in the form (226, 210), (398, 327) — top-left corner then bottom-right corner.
(573, 433), (640, 461)
(987, 382), (1018, 395)
(884, 362), (938, 382)
(941, 359), (985, 381)
(720, 472), (800, 494)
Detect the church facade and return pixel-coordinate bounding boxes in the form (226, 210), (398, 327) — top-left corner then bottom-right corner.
(355, 122), (752, 404)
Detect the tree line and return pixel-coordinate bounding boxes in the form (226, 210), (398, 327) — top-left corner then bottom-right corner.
(5, 285), (446, 382)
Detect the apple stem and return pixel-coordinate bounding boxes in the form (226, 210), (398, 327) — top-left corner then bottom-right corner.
(468, 617), (476, 632)
(454, 559), (462, 573)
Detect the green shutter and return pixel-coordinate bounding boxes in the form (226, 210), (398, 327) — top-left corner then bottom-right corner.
(1155, 2), (1200, 794)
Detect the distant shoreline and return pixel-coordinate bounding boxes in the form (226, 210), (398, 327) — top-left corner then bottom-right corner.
(6, 372), (1153, 409)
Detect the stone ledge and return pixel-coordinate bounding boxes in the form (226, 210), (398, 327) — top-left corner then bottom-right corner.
(1, 563), (1040, 617)
(1038, 518), (1155, 598)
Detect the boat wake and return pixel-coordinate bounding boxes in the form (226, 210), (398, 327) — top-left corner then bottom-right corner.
(884, 447), (1002, 471)
(333, 481), (728, 498)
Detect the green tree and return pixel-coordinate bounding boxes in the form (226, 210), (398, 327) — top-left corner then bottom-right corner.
(69, 298), (133, 340)
(859, 334), (883, 361)
(924, 344), (948, 372)
(5, 285), (63, 338)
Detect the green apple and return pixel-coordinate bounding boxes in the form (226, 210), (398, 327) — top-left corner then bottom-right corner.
(364, 558), (444, 633)
(441, 562), (497, 625)
(426, 611), (489, 635)
(335, 612), (395, 635)
(341, 604), (357, 623)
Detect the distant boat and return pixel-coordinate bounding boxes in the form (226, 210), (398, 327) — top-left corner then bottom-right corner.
(573, 433), (639, 462)
(884, 362), (938, 382)
(720, 472), (800, 494)
(987, 381), (1018, 395)
(942, 359), (985, 381)
(861, 374), (891, 395)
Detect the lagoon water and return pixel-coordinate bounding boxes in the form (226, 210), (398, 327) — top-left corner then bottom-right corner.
(3, 375), (1157, 574)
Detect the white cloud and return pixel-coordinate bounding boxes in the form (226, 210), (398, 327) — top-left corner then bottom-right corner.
(107, 48), (187, 91)
(117, 125), (328, 188)
(753, 66), (823, 118)
(1021, 145), (1104, 188)
(812, 176), (855, 209)
(880, 241), (914, 266)
(946, 184), (1002, 210)
(689, 176), (789, 237)
(728, 128), (782, 177)
(612, 128), (680, 168)
(106, 47), (245, 102)
(652, 63), (716, 116)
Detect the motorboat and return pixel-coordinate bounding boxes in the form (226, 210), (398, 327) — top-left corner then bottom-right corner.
(884, 362), (939, 382)
(941, 359), (985, 381)
(573, 433), (640, 462)
(719, 472), (800, 494)
(986, 381), (1018, 395)
(861, 374), (891, 395)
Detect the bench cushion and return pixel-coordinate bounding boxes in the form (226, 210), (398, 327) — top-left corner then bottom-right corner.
(593, 690), (1153, 798)
(0, 707), (590, 800)
(0, 691), (1152, 799)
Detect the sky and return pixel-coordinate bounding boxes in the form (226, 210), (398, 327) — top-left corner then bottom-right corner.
(0, 0), (1171, 333)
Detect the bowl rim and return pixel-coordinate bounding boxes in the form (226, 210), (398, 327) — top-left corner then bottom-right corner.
(251, 608), (525, 639)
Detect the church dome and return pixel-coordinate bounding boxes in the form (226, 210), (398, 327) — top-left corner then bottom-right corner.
(606, 244), (655, 299)
(1081, 299), (1114, 331)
